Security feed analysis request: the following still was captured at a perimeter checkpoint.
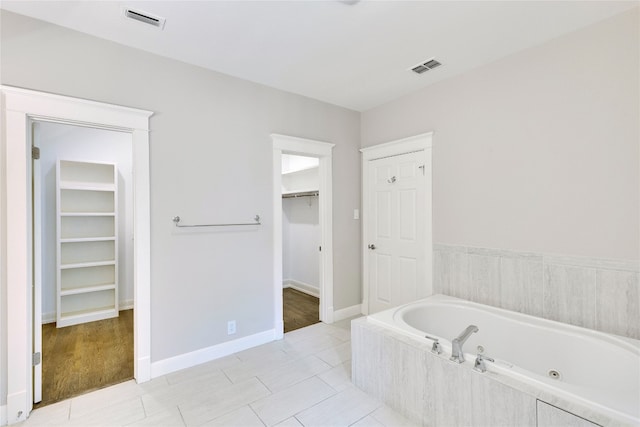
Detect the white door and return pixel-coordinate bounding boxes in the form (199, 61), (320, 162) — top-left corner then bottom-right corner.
(367, 150), (427, 314)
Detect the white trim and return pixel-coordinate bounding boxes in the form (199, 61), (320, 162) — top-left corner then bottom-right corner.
(1, 86), (152, 424)
(272, 134), (335, 333)
(150, 329), (276, 378)
(283, 280), (320, 298)
(360, 132), (433, 315)
(1, 405), (7, 426)
(333, 304), (363, 322)
(360, 133), (433, 160)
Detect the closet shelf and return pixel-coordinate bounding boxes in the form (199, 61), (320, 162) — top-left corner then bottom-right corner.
(282, 190), (319, 199)
(59, 306), (117, 323)
(61, 236), (115, 243)
(59, 181), (116, 191)
(60, 212), (116, 217)
(60, 260), (115, 270)
(60, 283), (116, 296)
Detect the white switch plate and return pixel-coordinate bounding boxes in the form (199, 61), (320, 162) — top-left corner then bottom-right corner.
(227, 320), (236, 335)
(353, 209), (360, 220)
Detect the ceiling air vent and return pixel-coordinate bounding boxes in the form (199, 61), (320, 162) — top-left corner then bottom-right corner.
(410, 58), (442, 74)
(123, 7), (166, 30)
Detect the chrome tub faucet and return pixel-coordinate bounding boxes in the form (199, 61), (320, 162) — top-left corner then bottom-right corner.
(450, 325), (479, 363)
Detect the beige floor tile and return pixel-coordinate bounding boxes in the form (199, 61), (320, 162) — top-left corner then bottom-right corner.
(125, 406), (185, 427)
(351, 415), (385, 426)
(179, 377), (270, 426)
(273, 417), (303, 427)
(250, 377), (335, 426)
(141, 370), (232, 415)
(19, 400), (71, 426)
(317, 361), (352, 392)
(69, 380), (144, 419)
(204, 406), (264, 426)
(295, 386), (380, 427)
(223, 350), (293, 383)
(235, 341), (291, 362)
(283, 334), (345, 359)
(166, 356), (241, 385)
(369, 405), (418, 426)
(258, 356), (331, 392)
(67, 397), (146, 426)
(315, 341), (351, 367)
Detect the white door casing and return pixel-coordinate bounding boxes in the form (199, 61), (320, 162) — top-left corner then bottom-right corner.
(361, 133), (433, 315)
(272, 134), (334, 335)
(32, 122), (42, 404)
(1, 86), (152, 424)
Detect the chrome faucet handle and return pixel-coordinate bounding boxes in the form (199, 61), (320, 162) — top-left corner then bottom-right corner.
(473, 353), (495, 373)
(425, 335), (442, 355)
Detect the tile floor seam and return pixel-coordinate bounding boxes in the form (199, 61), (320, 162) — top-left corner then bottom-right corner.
(248, 404), (267, 427)
(177, 404), (187, 427)
(139, 393), (149, 418)
(254, 375), (275, 395)
(349, 411), (373, 426)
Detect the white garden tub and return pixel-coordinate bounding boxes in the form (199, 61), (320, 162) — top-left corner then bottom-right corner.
(367, 294), (640, 425)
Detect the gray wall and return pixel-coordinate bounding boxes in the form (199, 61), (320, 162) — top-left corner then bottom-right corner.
(362, 7), (639, 262)
(0, 8), (361, 383)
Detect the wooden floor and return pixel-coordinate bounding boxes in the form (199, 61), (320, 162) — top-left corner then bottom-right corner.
(36, 309), (133, 407)
(283, 288), (320, 333)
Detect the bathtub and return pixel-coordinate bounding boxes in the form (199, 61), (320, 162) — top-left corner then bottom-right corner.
(367, 294), (640, 425)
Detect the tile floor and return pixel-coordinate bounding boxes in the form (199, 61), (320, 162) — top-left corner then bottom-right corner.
(19, 317), (417, 427)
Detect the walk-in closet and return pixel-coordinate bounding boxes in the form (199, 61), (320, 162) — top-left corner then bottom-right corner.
(33, 121), (134, 405)
(281, 154), (321, 332)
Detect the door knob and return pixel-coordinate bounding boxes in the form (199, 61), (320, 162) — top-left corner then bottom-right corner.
(368, 244), (376, 250)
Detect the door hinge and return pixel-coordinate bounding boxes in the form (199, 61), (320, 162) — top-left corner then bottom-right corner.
(319, 246), (322, 252)
(32, 352), (41, 366)
(32, 146), (40, 160)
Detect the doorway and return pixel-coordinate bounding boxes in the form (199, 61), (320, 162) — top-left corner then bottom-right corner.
(272, 134), (335, 338)
(281, 154), (321, 332)
(361, 133), (433, 315)
(32, 121), (134, 405)
(2, 86), (152, 424)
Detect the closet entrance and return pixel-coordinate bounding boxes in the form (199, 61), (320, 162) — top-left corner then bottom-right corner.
(32, 121), (134, 406)
(271, 134), (334, 338)
(281, 154), (321, 332)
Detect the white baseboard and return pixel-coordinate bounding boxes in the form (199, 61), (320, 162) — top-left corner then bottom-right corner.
(42, 311), (56, 324)
(1, 404), (7, 426)
(283, 279), (319, 298)
(150, 329), (277, 378)
(42, 302), (134, 324)
(333, 304), (362, 322)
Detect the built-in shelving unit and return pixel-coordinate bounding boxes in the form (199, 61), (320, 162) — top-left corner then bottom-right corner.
(56, 160), (118, 327)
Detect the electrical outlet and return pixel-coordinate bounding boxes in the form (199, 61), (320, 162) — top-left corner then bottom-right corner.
(227, 320), (236, 335)
(353, 209), (360, 220)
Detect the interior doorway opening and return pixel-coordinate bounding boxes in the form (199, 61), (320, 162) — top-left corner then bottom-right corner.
(2, 86), (152, 425)
(281, 154), (321, 332)
(271, 134), (334, 339)
(32, 121), (135, 406)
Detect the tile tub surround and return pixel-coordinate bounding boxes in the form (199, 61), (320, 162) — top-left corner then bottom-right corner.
(351, 318), (635, 427)
(18, 319), (418, 427)
(433, 244), (640, 339)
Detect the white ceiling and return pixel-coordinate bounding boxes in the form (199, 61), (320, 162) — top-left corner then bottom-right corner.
(1, 1), (637, 111)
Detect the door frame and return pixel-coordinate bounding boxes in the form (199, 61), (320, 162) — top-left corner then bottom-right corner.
(272, 134), (334, 337)
(360, 132), (433, 315)
(1, 86), (153, 424)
